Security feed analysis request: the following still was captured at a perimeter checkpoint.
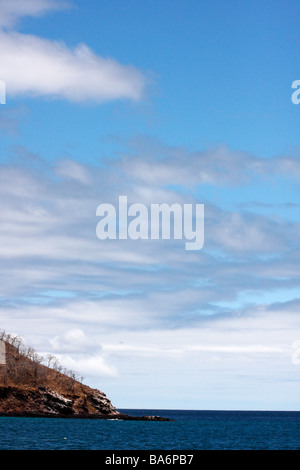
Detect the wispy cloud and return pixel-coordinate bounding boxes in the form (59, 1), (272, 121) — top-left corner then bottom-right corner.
(113, 137), (300, 188)
(1, 140), (299, 406)
(0, 142), (299, 317)
(0, 0), (70, 28)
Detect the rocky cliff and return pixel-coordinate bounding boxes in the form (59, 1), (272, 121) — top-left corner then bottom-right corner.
(0, 334), (170, 421)
(0, 384), (118, 418)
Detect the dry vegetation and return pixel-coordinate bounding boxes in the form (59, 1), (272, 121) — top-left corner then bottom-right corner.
(0, 329), (85, 394)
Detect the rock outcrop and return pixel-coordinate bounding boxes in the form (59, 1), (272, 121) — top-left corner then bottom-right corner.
(0, 384), (118, 418)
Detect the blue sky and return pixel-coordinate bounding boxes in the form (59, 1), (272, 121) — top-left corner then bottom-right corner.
(0, 0), (300, 411)
(4, 0), (300, 159)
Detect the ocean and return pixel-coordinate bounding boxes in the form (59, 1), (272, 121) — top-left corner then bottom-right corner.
(0, 409), (299, 450)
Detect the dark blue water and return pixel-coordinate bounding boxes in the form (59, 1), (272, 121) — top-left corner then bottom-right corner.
(0, 409), (299, 450)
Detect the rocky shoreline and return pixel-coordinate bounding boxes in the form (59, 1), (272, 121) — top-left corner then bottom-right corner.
(0, 411), (171, 421)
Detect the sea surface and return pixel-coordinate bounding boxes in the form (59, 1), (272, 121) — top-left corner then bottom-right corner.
(0, 409), (299, 450)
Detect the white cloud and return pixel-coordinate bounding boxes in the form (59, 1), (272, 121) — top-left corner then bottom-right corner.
(50, 328), (91, 352)
(56, 354), (118, 378)
(0, 32), (146, 102)
(0, 1), (147, 103)
(47, 328), (118, 378)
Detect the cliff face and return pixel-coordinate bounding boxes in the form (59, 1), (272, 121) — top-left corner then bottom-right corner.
(0, 385), (119, 418)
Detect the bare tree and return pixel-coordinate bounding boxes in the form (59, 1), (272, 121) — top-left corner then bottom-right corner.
(46, 354), (56, 368)
(0, 329), (83, 391)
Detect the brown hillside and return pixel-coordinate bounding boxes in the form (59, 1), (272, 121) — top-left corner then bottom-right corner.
(0, 337), (118, 417)
(0, 332), (170, 421)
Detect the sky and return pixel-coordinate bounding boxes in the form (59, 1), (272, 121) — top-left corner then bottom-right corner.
(0, 0), (300, 411)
